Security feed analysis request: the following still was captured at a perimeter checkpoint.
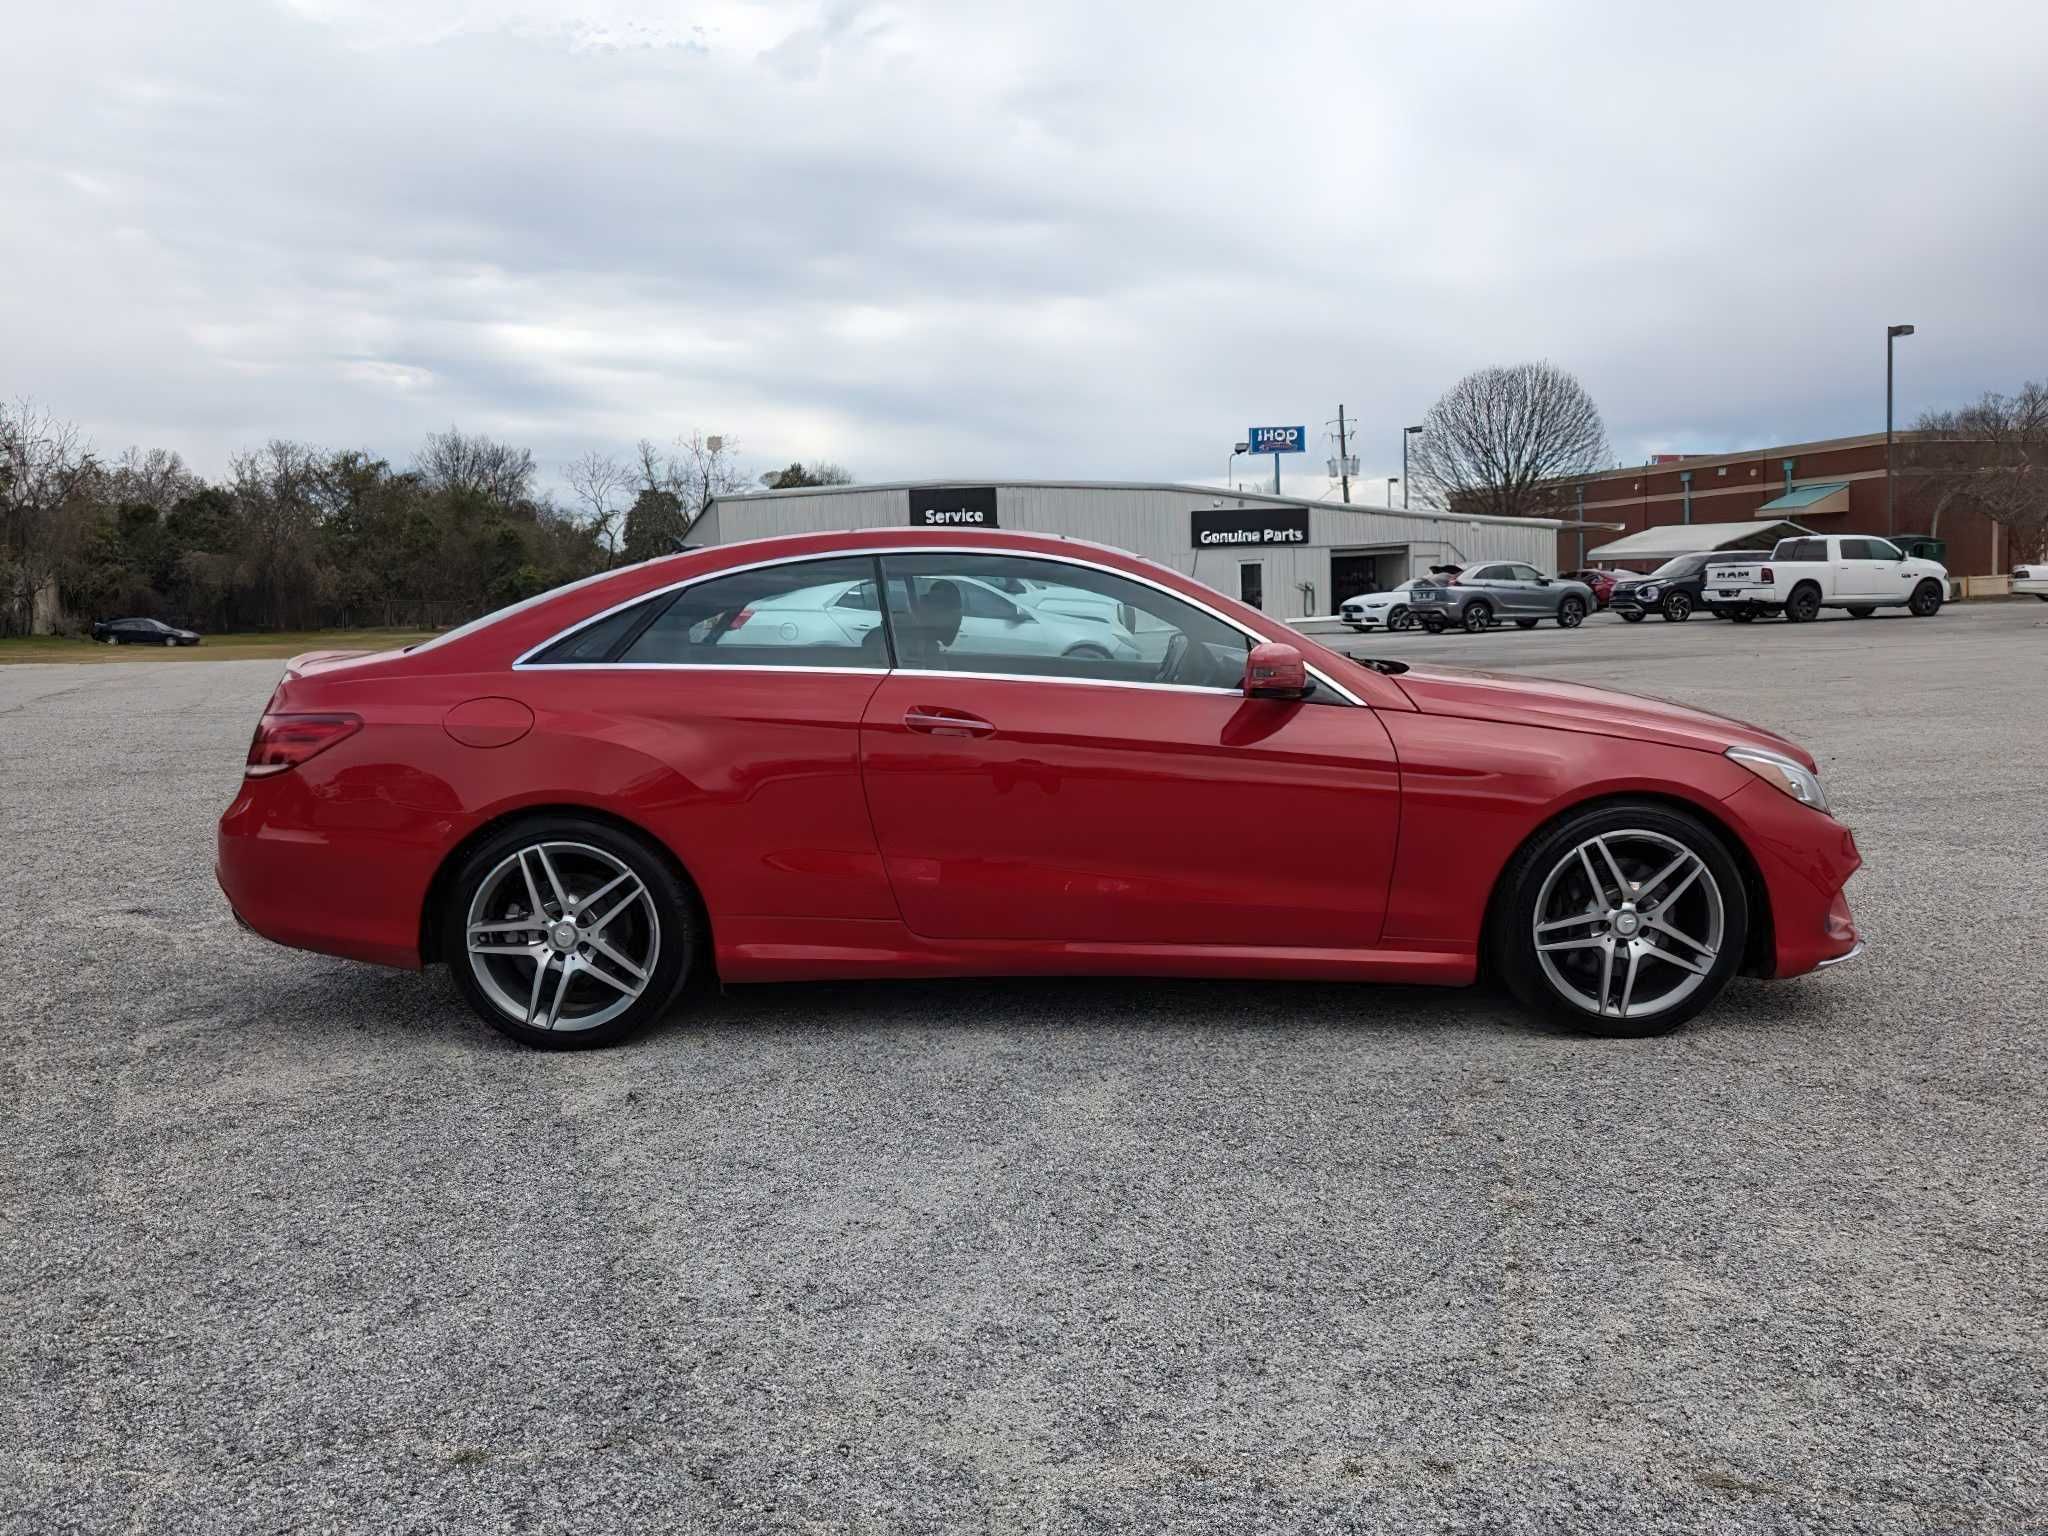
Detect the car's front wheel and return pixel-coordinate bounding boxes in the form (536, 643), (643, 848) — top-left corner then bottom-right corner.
(444, 817), (697, 1049)
(1556, 596), (1587, 628)
(1492, 801), (1747, 1037)
(1908, 579), (1944, 617)
(1661, 591), (1694, 622)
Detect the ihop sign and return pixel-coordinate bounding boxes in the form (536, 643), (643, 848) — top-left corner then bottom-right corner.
(1247, 425), (1306, 455)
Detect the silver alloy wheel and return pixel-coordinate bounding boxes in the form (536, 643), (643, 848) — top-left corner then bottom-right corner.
(1531, 829), (1724, 1020)
(464, 840), (660, 1033)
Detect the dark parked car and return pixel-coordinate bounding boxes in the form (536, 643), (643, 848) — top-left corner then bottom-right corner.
(1608, 554), (1751, 623)
(92, 617), (201, 647)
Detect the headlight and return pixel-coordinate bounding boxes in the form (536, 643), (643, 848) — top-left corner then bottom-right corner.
(1726, 745), (1828, 812)
(1636, 584), (1660, 600)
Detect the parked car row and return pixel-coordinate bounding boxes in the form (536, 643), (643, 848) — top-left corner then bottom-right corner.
(1340, 564), (1593, 635)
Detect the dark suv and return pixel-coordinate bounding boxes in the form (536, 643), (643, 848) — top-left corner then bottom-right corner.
(1608, 553), (1751, 623)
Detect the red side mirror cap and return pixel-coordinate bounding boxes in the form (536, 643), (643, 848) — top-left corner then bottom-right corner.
(1244, 641), (1313, 700)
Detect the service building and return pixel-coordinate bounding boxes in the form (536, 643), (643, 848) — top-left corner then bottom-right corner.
(696, 480), (1577, 620)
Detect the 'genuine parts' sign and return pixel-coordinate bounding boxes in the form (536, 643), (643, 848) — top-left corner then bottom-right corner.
(1191, 507), (1310, 548)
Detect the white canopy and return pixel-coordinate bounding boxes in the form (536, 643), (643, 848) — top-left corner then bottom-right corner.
(1585, 518), (1812, 562)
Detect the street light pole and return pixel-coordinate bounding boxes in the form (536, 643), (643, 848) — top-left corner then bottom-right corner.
(1886, 324), (1915, 537)
(1229, 442), (1247, 491)
(1403, 425), (1424, 509)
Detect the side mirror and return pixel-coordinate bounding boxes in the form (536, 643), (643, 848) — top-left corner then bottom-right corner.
(1244, 641), (1313, 701)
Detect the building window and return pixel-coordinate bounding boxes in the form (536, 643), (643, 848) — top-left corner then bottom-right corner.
(1239, 562), (1264, 611)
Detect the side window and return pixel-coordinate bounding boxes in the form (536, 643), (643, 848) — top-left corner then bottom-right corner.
(1863, 538), (1902, 561)
(1509, 564), (1545, 582)
(878, 553), (1251, 690)
(614, 557), (887, 668)
(527, 593), (672, 664)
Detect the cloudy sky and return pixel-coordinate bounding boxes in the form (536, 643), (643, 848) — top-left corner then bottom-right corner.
(6, 0), (2044, 500)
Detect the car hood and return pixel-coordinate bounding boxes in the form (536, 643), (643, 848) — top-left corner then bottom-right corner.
(1389, 663), (1814, 766)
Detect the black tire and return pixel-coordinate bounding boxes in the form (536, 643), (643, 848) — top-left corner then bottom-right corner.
(1661, 591), (1694, 622)
(1620, 610), (1646, 624)
(1421, 615), (1446, 634)
(2037, 594), (2048, 603)
(1462, 601), (1493, 634)
(1490, 799), (1749, 1039)
(1846, 605), (1874, 619)
(1063, 643), (1112, 661)
(1515, 618), (1539, 630)
(1727, 609), (1756, 624)
(1785, 584), (1822, 623)
(1556, 596), (1587, 629)
(443, 815), (698, 1050)
(1908, 580), (1944, 617)
(1389, 606), (1412, 631)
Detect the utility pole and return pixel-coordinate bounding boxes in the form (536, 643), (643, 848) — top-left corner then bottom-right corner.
(1334, 404), (1352, 504)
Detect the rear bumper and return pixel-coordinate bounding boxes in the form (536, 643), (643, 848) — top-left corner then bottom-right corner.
(217, 771), (458, 970)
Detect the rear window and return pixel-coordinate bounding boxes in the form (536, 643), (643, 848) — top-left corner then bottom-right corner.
(527, 594), (674, 664)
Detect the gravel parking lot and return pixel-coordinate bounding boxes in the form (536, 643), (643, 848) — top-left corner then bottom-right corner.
(5, 602), (2045, 1534)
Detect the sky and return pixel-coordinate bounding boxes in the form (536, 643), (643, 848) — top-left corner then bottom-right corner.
(5, 0), (2045, 503)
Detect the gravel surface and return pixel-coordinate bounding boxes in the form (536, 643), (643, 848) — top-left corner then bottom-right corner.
(5, 603), (2045, 1533)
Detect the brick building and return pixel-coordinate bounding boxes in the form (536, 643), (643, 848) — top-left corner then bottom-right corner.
(1552, 432), (2019, 576)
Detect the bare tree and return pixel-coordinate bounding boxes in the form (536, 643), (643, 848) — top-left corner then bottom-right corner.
(1904, 381), (2048, 559)
(564, 450), (633, 566)
(0, 399), (98, 634)
(414, 426), (537, 505)
(634, 430), (750, 526)
(105, 445), (200, 512)
(1409, 362), (1609, 518)
(760, 461), (854, 490)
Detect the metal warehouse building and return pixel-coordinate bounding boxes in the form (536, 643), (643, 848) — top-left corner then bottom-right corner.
(694, 480), (1575, 621)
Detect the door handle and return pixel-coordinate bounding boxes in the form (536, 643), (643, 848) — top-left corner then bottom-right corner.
(903, 709), (995, 738)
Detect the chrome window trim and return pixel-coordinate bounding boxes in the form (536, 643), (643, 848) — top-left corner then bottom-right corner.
(512, 545), (1366, 707)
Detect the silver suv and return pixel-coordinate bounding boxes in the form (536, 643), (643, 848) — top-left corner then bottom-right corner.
(1401, 563), (1594, 634)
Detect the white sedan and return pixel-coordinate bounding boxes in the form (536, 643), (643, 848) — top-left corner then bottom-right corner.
(1339, 579), (1442, 632)
(2014, 563), (2048, 601)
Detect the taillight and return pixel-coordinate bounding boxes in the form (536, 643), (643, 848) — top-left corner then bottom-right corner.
(1758, 566), (1773, 582)
(245, 713), (361, 777)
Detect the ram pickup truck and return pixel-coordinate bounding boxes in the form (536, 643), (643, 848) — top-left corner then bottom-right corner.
(1701, 534), (1949, 623)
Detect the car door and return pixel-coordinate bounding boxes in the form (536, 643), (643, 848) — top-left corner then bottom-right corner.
(515, 555), (900, 922)
(856, 550), (1401, 949)
(1506, 564), (1551, 615)
(1465, 564), (1514, 616)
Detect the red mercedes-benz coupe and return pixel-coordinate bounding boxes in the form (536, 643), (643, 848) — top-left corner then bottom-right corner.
(217, 528), (1862, 1049)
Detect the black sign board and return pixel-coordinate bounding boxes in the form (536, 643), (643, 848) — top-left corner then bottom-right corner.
(1190, 507), (1310, 548)
(908, 486), (999, 529)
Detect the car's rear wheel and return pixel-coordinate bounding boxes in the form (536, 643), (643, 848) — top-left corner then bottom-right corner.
(1785, 584), (1822, 622)
(1515, 618), (1538, 630)
(1661, 591), (1693, 622)
(1908, 579), (1944, 617)
(1727, 609), (1756, 623)
(1556, 596), (1587, 629)
(1619, 610), (1645, 623)
(1064, 644), (1112, 661)
(1462, 601), (1493, 634)
(445, 818), (696, 1049)
(1421, 614), (1446, 634)
(1493, 801), (1747, 1038)
(1846, 605), (1874, 619)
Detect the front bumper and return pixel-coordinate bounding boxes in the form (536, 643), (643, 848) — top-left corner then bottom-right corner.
(1719, 778), (1863, 978)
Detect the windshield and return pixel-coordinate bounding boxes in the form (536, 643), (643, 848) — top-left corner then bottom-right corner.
(1646, 554), (1708, 578)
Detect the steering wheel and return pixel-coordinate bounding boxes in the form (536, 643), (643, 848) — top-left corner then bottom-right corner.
(1154, 631), (1190, 684)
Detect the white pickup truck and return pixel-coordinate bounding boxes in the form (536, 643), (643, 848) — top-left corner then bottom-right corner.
(1701, 534), (1949, 623)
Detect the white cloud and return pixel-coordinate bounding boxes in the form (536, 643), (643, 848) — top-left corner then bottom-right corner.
(3, 0), (2043, 494)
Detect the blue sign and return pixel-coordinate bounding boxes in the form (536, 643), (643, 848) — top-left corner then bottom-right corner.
(1248, 425), (1306, 455)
